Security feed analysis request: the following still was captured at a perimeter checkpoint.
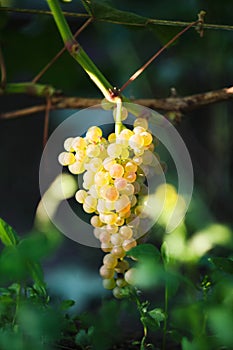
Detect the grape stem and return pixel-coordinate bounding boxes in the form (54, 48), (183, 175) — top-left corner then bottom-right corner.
(115, 98), (123, 135)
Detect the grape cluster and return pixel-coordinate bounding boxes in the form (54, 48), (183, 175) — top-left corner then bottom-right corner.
(58, 110), (160, 298)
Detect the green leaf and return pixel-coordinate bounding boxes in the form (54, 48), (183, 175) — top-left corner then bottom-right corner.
(75, 328), (93, 348)
(148, 308), (166, 324)
(60, 299), (75, 310)
(126, 243), (160, 262)
(28, 262), (47, 297)
(0, 218), (19, 247)
(84, 0), (146, 25)
(209, 257), (233, 274)
(161, 241), (170, 264)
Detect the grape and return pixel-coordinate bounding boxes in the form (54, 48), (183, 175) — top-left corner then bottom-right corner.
(99, 231), (111, 243)
(72, 136), (86, 150)
(107, 143), (122, 158)
(112, 287), (124, 299)
(101, 98), (114, 110)
(64, 137), (74, 152)
(133, 126), (146, 134)
(95, 171), (110, 186)
(84, 195), (97, 210)
(109, 164), (124, 178)
(105, 186), (119, 201)
(86, 144), (100, 158)
(75, 189), (87, 204)
(111, 246), (125, 258)
(122, 238), (137, 251)
(114, 177), (127, 191)
(115, 216), (125, 227)
(124, 171), (137, 183)
(83, 203), (96, 214)
(106, 224), (118, 234)
(103, 157), (116, 171)
(103, 213), (118, 225)
(90, 215), (103, 228)
(130, 195), (137, 207)
(121, 183), (135, 196)
(121, 148), (130, 159)
(99, 265), (115, 279)
(83, 171), (95, 187)
(133, 156), (143, 166)
(129, 134), (144, 149)
(125, 161), (137, 173)
(134, 117), (148, 130)
(58, 152), (76, 166)
(86, 126), (102, 143)
(115, 194), (130, 212)
(110, 233), (123, 246)
(115, 260), (129, 273)
(88, 184), (99, 199)
(103, 278), (116, 290)
(108, 133), (116, 143)
(105, 200), (115, 211)
(68, 161), (85, 174)
(75, 149), (87, 163)
(133, 181), (140, 194)
(101, 242), (113, 252)
(141, 131), (153, 146)
(119, 225), (133, 239)
(142, 150), (153, 165)
(124, 268), (137, 285)
(103, 253), (118, 268)
(116, 278), (127, 288)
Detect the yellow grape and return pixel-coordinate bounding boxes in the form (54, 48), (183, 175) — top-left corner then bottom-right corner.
(134, 117), (148, 130)
(94, 171), (110, 186)
(105, 186), (119, 201)
(114, 177), (127, 191)
(58, 152), (76, 166)
(75, 189), (87, 204)
(119, 225), (133, 239)
(111, 246), (125, 258)
(75, 149), (86, 162)
(103, 278), (116, 290)
(64, 137), (74, 152)
(99, 265), (115, 279)
(103, 157), (116, 171)
(129, 134), (144, 149)
(68, 161), (85, 174)
(122, 238), (137, 251)
(108, 133), (116, 143)
(72, 136), (86, 150)
(124, 171), (137, 183)
(115, 260), (129, 273)
(110, 233), (123, 246)
(125, 161), (137, 173)
(109, 164), (124, 178)
(103, 253), (118, 268)
(86, 126), (102, 143)
(90, 215), (103, 227)
(141, 131), (153, 146)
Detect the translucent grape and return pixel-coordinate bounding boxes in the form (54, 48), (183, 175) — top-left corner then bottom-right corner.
(125, 161), (137, 173)
(90, 215), (102, 228)
(116, 278), (127, 288)
(133, 126), (146, 134)
(68, 161), (85, 175)
(106, 224), (118, 234)
(101, 242), (113, 252)
(109, 164), (124, 178)
(103, 213), (118, 225)
(129, 134), (144, 149)
(103, 157), (116, 171)
(72, 136), (86, 150)
(75, 189), (87, 204)
(115, 260), (129, 273)
(115, 195), (130, 212)
(58, 152), (76, 166)
(64, 137), (74, 152)
(141, 131), (153, 146)
(142, 150), (153, 165)
(88, 184), (99, 199)
(103, 278), (116, 290)
(124, 171), (137, 183)
(114, 177), (127, 191)
(86, 144), (100, 158)
(133, 156), (143, 166)
(94, 171), (110, 186)
(121, 183), (135, 196)
(112, 287), (124, 299)
(119, 225), (133, 239)
(99, 231), (111, 243)
(111, 246), (125, 258)
(124, 268), (137, 285)
(86, 126), (102, 143)
(122, 238), (137, 251)
(108, 133), (116, 143)
(75, 149), (86, 163)
(110, 233), (123, 246)
(115, 216), (124, 227)
(99, 265), (115, 279)
(105, 186), (119, 201)
(121, 148), (130, 159)
(107, 143), (122, 158)
(134, 117), (148, 130)
(103, 253), (118, 268)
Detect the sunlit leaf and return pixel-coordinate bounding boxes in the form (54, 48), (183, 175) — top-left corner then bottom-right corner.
(0, 218), (19, 247)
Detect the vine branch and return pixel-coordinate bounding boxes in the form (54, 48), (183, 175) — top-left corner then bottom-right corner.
(1, 6), (233, 31)
(1, 86), (233, 120)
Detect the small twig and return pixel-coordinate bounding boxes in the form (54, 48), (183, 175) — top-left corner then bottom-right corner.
(0, 45), (7, 88)
(43, 97), (51, 148)
(32, 17), (93, 83)
(120, 20), (199, 92)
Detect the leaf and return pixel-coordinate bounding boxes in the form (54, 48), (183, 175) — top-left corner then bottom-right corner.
(83, 0), (146, 25)
(209, 257), (233, 274)
(60, 299), (75, 310)
(28, 261), (47, 297)
(126, 243), (160, 262)
(75, 328), (93, 348)
(161, 241), (170, 264)
(148, 308), (166, 324)
(0, 218), (19, 246)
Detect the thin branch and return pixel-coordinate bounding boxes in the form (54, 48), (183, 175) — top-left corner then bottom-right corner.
(120, 20), (199, 92)
(1, 86), (233, 120)
(1, 6), (233, 31)
(32, 17), (93, 83)
(0, 45), (7, 87)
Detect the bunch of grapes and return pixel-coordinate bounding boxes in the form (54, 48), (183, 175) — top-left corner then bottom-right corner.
(58, 106), (161, 298)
